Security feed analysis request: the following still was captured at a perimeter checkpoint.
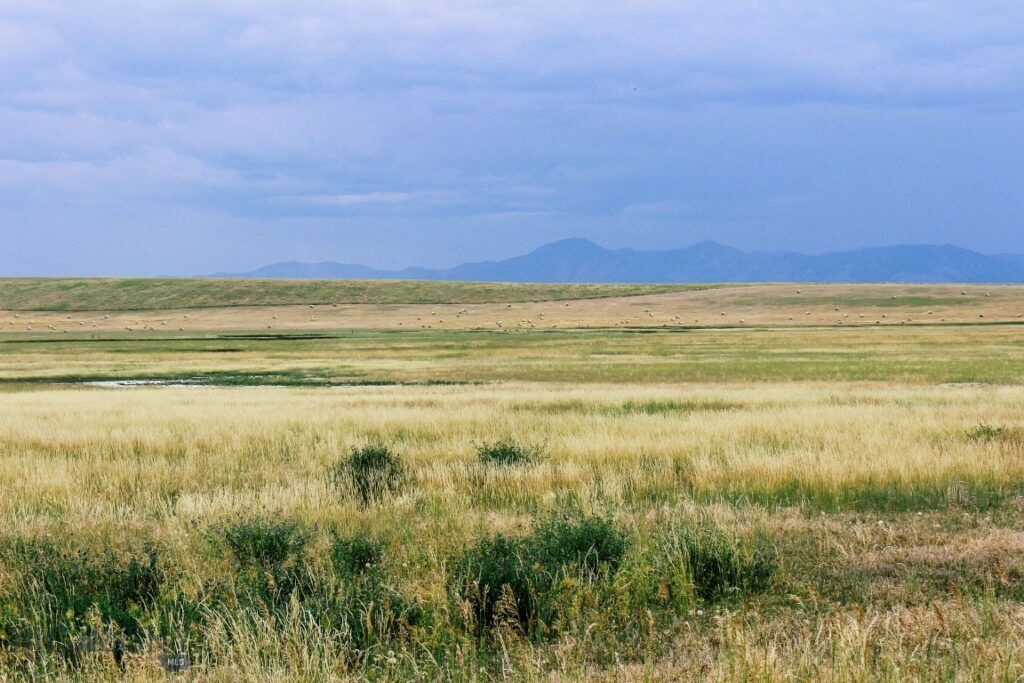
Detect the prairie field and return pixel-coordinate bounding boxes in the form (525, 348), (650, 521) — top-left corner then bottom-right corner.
(2, 281), (1024, 681)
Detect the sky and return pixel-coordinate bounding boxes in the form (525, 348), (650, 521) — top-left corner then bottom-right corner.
(1, 2), (1023, 276)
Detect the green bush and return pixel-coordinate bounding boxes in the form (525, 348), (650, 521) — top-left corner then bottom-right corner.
(611, 531), (692, 622)
(475, 439), (546, 466)
(450, 513), (627, 638)
(213, 522), (419, 654)
(335, 444), (406, 505)
(967, 423), (1006, 442)
(450, 533), (533, 630)
(322, 533), (422, 654)
(678, 524), (776, 602)
(330, 534), (386, 577)
(531, 514), (627, 578)
(0, 539), (163, 652)
(216, 517), (312, 608)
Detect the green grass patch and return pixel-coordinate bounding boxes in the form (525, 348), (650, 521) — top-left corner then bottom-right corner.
(475, 439), (547, 466)
(687, 476), (1024, 513)
(0, 538), (164, 653)
(214, 517), (313, 609)
(673, 521), (776, 602)
(0, 278), (723, 311)
(449, 512), (627, 639)
(519, 398), (742, 415)
(4, 326), (1024, 386)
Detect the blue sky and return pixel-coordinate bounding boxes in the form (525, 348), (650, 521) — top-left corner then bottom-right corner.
(1, 1), (1022, 275)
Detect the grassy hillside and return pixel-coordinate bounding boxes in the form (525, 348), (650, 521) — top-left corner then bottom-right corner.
(0, 278), (720, 311)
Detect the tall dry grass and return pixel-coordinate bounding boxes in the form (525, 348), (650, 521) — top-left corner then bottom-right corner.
(1, 382), (1023, 680)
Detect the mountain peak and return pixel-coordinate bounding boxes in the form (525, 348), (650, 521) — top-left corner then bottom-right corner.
(529, 237), (607, 255)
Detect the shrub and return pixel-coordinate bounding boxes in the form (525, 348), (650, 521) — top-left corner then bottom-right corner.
(0, 539), (163, 651)
(449, 513), (627, 638)
(610, 531), (693, 623)
(335, 444), (406, 505)
(213, 523), (420, 654)
(475, 439), (546, 466)
(530, 513), (627, 578)
(678, 524), (776, 602)
(967, 424), (1005, 442)
(329, 534), (386, 577)
(216, 517), (312, 607)
(337, 575), (421, 654)
(323, 533), (422, 654)
(450, 533), (533, 630)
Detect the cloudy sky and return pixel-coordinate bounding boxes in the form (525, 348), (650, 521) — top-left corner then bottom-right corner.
(1, 2), (1023, 275)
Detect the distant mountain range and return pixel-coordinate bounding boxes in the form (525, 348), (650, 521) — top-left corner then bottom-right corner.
(213, 239), (1024, 283)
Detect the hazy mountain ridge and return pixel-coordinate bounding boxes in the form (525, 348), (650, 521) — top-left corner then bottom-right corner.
(214, 239), (1024, 283)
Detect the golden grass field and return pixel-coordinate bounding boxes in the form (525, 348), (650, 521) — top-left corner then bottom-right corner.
(4, 283), (1024, 333)
(1, 280), (1024, 681)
